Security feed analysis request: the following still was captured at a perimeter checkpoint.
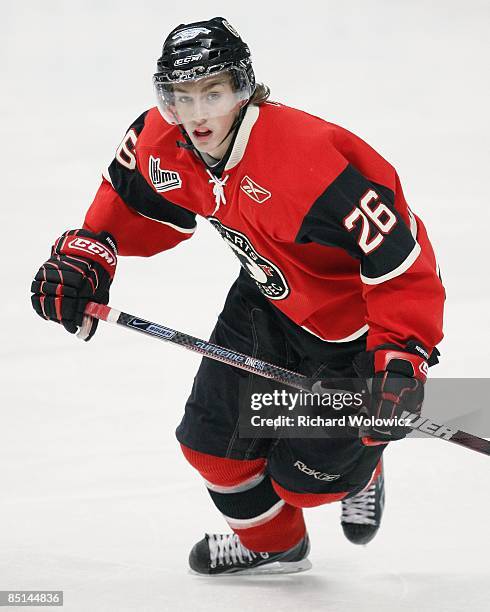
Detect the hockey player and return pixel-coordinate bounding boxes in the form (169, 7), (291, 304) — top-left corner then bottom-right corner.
(31, 17), (445, 575)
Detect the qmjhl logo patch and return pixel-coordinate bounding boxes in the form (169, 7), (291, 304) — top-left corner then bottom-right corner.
(149, 156), (182, 193)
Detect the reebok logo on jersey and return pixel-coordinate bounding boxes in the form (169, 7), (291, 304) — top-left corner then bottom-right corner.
(149, 156), (182, 193)
(240, 175), (272, 204)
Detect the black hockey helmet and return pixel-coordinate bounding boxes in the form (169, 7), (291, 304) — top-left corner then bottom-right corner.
(153, 17), (256, 125)
(155, 17), (255, 88)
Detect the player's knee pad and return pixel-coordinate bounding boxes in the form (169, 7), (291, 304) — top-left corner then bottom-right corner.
(179, 443), (266, 486)
(271, 478), (349, 507)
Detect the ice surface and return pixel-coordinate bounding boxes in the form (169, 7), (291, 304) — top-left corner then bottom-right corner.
(2, 1), (489, 610)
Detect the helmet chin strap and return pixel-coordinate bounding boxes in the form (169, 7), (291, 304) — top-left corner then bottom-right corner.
(176, 127), (195, 150)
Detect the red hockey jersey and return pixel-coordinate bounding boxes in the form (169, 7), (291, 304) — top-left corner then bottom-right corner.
(84, 102), (445, 352)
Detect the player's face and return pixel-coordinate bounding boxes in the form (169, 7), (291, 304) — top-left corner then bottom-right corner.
(175, 76), (241, 158)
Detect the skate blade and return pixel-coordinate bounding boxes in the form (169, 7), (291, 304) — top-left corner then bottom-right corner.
(237, 558), (313, 576)
(190, 559), (312, 577)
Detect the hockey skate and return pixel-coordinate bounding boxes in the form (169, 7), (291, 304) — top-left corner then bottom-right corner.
(189, 532), (312, 575)
(341, 460), (385, 545)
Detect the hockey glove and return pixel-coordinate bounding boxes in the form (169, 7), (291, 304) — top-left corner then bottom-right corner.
(31, 229), (117, 341)
(353, 342), (429, 445)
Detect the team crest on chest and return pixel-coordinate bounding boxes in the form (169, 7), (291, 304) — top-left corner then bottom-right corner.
(208, 218), (289, 300)
(240, 175), (272, 204)
(149, 156), (182, 193)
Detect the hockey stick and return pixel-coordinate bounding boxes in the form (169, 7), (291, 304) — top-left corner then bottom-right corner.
(82, 302), (490, 457)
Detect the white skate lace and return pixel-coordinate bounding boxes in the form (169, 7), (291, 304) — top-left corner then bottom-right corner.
(341, 482), (377, 526)
(207, 170), (229, 215)
(208, 533), (268, 568)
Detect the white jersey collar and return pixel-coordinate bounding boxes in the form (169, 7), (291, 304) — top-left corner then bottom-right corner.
(224, 104), (260, 171)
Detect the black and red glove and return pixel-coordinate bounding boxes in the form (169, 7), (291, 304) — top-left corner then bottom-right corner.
(354, 341), (430, 445)
(31, 229), (117, 341)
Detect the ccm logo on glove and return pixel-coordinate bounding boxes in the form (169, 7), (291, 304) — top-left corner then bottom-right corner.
(31, 229), (117, 341)
(63, 236), (117, 272)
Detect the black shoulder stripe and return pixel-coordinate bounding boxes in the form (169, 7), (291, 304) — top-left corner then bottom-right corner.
(108, 159), (196, 230)
(128, 110), (149, 136)
(296, 164), (417, 282)
(107, 110), (196, 231)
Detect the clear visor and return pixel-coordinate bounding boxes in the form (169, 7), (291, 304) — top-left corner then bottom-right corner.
(153, 67), (253, 125)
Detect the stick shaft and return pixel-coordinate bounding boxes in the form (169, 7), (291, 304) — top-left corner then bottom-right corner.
(84, 302), (490, 456)
(84, 302), (310, 390)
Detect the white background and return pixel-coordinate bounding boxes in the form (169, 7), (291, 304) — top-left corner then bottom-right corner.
(1, 1), (489, 610)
